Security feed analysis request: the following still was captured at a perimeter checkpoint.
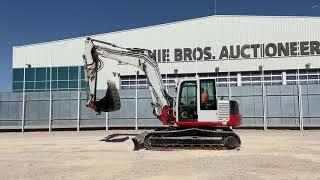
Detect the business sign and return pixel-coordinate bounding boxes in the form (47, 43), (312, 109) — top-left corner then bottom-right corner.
(148, 41), (320, 62)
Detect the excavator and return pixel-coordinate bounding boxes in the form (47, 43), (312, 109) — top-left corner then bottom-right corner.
(82, 37), (242, 150)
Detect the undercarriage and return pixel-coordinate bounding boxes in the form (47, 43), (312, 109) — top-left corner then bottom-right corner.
(132, 127), (241, 151)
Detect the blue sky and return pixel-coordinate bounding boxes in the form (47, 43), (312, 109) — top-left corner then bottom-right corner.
(0, 0), (319, 92)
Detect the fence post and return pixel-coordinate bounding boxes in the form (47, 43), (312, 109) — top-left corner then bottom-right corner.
(49, 50), (52, 132)
(260, 65), (267, 131)
(296, 68), (303, 131)
(263, 85), (267, 130)
(135, 71), (138, 130)
(21, 59), (26, 133)
(77, 66), (81, 132)
(21, 91), (25, 133)
(49, 92), (52, 132)
(77, 90), (80, 132)
(298, 84), (303, 131)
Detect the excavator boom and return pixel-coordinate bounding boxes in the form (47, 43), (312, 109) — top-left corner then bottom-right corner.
(83, 38), (173, 121)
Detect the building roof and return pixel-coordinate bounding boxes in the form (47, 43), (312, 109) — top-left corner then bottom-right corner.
(14, 15), (320, 48)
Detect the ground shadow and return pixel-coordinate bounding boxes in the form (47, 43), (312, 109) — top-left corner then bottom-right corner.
(100, 133), (140, 142)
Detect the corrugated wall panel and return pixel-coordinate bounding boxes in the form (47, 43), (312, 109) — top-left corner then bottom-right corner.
(1, 85), (320, 129)
(12, 16), (320, 90)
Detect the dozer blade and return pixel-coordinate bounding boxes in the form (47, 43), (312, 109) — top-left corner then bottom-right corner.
(132, 131), (149, 151)
(95, 81), (121, 113)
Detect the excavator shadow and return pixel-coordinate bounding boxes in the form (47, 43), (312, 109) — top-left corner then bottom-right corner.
(100, 132), (149, 151)
(100, 133), (140, 143)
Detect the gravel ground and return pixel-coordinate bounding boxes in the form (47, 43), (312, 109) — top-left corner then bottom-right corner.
(0, 130), (320, 180)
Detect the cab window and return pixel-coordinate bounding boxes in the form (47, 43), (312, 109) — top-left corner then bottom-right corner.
(178, 81), (197, 120)
(200, 79), (217, 110)
(180, 81), (196, 106)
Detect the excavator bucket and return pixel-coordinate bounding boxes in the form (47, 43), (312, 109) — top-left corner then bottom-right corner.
(94, 81), (121, 113)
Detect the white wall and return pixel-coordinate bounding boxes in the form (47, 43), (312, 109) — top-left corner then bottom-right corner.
(13, 15), (320, 89)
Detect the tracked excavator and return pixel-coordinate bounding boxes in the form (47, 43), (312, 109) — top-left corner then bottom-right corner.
(82, 37), (242, 150)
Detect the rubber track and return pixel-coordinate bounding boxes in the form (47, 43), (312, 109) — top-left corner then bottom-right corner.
(143, 127), (241, 151)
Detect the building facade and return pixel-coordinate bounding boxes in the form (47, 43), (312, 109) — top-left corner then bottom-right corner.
(5, 15), (320, 130)
(12, 15), (320, 91)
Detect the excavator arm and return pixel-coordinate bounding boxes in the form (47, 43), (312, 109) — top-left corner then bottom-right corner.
(82, 38), (174, 124)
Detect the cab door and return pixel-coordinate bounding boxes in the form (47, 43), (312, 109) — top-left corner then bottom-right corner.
(177, 81), (198, 122)
(197, 79), (218, 122)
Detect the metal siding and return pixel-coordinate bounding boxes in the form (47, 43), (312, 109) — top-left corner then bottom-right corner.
(2, 84), (320, 129)
(12, 16), (320, 90)
(137, 89), (159, 126)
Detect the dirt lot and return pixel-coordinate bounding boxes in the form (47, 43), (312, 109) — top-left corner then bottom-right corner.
(0, 130), (320, 180)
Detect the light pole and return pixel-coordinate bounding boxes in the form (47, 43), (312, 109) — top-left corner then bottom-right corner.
(259, 65), (267, 130)
(259, 65), (264, 84)
(49, 50), (53, 132)
(174, 69), (178, 88)
(215, 67), (219, 78)
(298, 63), (310, 131)
(215, 67), (219, 87)
(77, 65), (81, 132)
(215, 67), (220, 100)
(306, 63), (311, 85)
(22, 63), (31, 133)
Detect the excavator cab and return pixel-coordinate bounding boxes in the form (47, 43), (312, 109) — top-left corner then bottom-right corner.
(175, 77), (241, 127)
(177, 78), (218, 122)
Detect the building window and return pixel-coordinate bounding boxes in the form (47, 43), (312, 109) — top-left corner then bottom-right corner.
(69, 67), (78, 80)
(119, 69), (320, 89)
(58, 80), (69, 89)
(35, 68), (46, 81)
(35, 82), (46, 90)
(13, 69), (24, 81)
(51, 81), (58, 89)
(81, 66), (85, 79)
(12, 66), (85, 92)
(81, 80), (86, 89)
(25, 68), (35, 81)
(25, 82), (35, 90)
(69, 80), (78, 89)
(12, 82), (23, 91)
(51, 67), (58, 80)
(58, 67), (68, 80)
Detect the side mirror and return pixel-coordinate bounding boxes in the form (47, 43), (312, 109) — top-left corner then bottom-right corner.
(220, 96), (226, 100)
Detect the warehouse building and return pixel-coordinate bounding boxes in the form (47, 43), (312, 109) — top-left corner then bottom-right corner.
(12, 15), (320, 91)
(2, 15), (320, 130)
